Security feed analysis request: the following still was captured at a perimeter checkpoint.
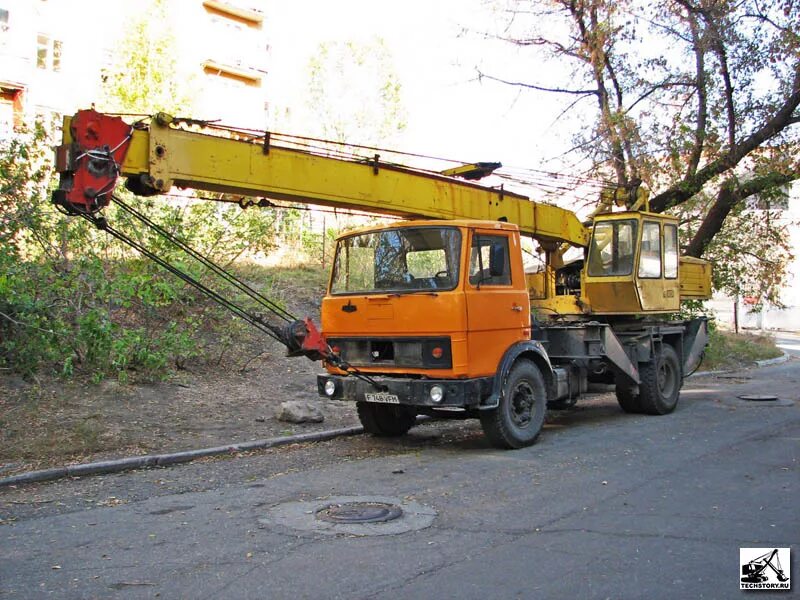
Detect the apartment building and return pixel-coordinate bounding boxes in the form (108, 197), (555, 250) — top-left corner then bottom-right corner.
(0, 0), (270, 135)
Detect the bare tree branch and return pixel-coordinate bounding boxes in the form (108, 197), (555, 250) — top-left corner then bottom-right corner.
(650, 61), (800, 212)
(685, 10), (707, 177)
(474, 68), (598, 95)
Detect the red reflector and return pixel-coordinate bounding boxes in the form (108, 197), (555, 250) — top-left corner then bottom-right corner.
(431, 347), (444, 359)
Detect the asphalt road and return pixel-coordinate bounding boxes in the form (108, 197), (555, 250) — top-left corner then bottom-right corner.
(1, 361), (798, 599)
(775, 331), (800, 357)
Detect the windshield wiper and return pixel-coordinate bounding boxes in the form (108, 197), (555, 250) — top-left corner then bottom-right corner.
(387, 290), (439, 297)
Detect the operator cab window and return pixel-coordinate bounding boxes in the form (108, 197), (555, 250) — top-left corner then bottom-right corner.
(638, 221), (662, 278)
(587, 219), (637, 277)
(664, 224), (678, 279)
(469, 234), (511, 286)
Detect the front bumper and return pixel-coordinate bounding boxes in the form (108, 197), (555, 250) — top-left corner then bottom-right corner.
(317, 374), (494, 409)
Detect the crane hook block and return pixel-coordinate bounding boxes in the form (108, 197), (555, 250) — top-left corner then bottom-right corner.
(51, 110), (134, 215)
(283, 317), (328, 361)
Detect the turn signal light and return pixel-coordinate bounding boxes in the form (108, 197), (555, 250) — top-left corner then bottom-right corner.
(431, 346), (444, 359)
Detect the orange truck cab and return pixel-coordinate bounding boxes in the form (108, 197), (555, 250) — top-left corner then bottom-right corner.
(317, 220), (558, 447)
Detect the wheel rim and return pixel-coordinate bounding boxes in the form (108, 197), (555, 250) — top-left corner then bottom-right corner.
(510, 382), (535, 427)
(657, 357), (677, 398)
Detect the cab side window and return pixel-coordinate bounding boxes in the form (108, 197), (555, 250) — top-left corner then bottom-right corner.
(469, 234), (511, 286)
(664, 224), (678, 279)
(638, 221), (662, 278)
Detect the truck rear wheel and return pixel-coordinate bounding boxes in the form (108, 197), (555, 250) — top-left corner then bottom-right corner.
(357, 402), (417, 437)
(480, 360), (546, 449)
(638, 344), (681, 415)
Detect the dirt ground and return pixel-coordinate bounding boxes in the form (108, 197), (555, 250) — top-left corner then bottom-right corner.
(0, 263), (361, 477)
(0, 317), (783, 478)
(0, 345), (360, 477)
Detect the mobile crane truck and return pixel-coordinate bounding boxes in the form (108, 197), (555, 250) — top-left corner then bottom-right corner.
(51, 110), (711, 449)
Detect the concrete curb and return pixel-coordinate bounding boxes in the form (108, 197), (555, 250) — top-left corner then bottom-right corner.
(0, 425), (365, 489)
(688, 351), (791, 378)
(754, 352), (791, 367)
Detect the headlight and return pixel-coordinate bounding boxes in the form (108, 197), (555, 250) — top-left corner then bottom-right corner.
(430, 385), (444, 403)
(324, 380), (337, 397)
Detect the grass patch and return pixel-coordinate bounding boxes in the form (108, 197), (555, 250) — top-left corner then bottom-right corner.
(701, 330), (783, 371)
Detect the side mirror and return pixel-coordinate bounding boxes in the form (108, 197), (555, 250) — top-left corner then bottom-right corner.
(489, 243), (506, 277)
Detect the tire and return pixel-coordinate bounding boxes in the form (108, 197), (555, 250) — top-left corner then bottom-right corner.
(637, 344), (682, 415)
(356, 402), (417, 437)
(480, 360), (547, 449)
(615, 384), (643, 413)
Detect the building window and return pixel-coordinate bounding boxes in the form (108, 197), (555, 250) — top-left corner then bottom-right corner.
(0, 86), (24, 133)
(750, 192), (790, 211)
(202, 1), (263, 29)
(37, 34), (62, 71)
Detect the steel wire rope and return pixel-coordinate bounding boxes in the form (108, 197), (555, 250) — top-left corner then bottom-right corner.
(183, 119), (626, 192)
(110, 195), (296, 323)
(75, 198), (389, 390)
(134, 115), (620, 196)
(497, 167), (617, 190)
(208, 123), (476, 167)
(159, 192), (403, 221)
(76, 211), (291, 346)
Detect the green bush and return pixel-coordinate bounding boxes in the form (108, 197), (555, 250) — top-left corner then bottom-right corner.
(0, 121), (301, 380)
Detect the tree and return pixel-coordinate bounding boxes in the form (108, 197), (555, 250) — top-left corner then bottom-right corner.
(0, 0), (288, 377)
(306, 37), (406, 146)
(98, 0), (192, 115)
(481, 0), (799, 299)
(300, 38), (407, 262)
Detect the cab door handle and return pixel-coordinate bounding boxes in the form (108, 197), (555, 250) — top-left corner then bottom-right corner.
(511, 305), (523, 312)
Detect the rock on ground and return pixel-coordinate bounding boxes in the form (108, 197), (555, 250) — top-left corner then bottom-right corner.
(276, 400), (325, 424)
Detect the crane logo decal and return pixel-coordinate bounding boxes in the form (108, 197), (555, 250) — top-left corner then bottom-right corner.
(740, 548), (791, 590)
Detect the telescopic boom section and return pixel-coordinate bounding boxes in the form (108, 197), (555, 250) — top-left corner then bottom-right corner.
(51, 110), (589, 247)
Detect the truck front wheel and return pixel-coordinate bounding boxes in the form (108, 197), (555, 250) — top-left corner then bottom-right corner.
(357, 402), (417, 437)
(480, 360), (546, 449)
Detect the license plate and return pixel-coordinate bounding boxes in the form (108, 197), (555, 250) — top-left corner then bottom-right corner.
(364, 392), (400, 404)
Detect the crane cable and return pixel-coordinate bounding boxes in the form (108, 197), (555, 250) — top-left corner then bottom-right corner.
(111, 195), (296, 323)
(75, 196), (389, 391)
(72, 197), (295, 347)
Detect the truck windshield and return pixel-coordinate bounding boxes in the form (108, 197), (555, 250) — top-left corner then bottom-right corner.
(330, 227), (461, 294)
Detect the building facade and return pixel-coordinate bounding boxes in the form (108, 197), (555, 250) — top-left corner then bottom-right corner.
(0, 0), (270, 136)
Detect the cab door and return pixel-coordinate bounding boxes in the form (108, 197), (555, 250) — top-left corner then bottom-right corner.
(636, 220), (680, 311)
(464, 229), (531, 377)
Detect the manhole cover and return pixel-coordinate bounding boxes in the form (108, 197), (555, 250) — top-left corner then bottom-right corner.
(259, 495), (436, 536)
(738, 394), (778, 402)
(316, 502), (403, 524)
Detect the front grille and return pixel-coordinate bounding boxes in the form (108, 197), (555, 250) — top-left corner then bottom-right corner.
(327, 337), (452, 369)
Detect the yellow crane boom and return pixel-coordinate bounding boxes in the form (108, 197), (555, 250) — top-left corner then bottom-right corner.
(54, 110), (588, 247)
